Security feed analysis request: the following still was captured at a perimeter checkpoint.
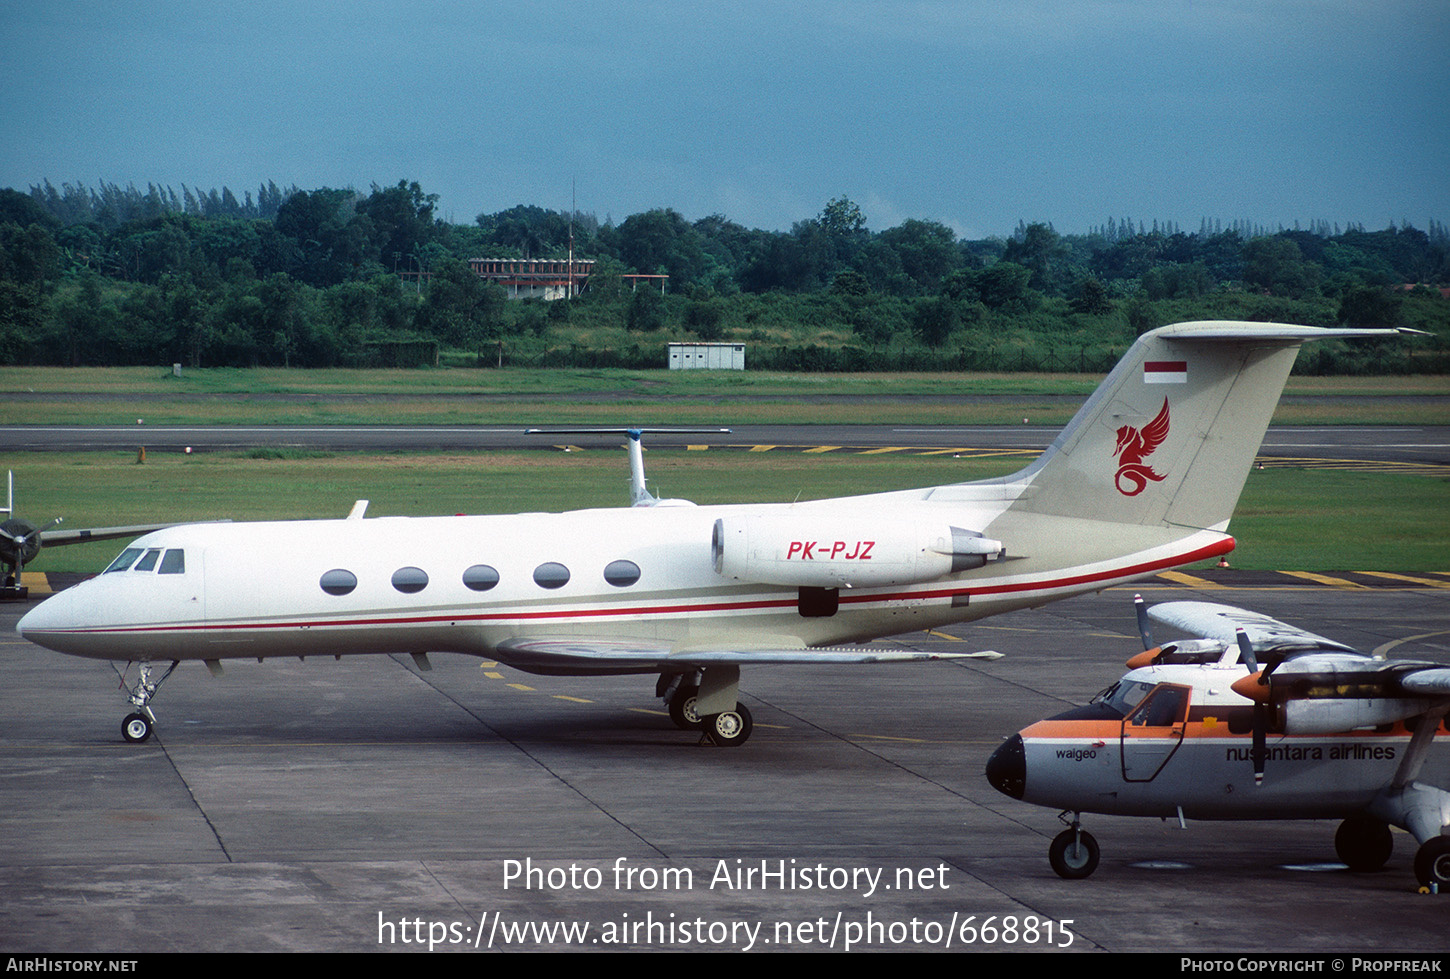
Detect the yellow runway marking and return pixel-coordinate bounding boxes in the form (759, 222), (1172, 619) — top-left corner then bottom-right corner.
(1256, 456), (1450, 478)
(553, 695), (594, 703)
(507, 683), (535, 692)
(924, 629), (963, 641)
(19, 573), (53, 595)
(1281, 571), (1367, 588)
(748, 445), (777, 452)
(1355, 571), (1450, 589)
(803, 446), (841, 454)
(1158, 571), (1223, 588)
(858, 447), (910, 455)
(687, 444), (708, 451)
(484, 672), (504, 679)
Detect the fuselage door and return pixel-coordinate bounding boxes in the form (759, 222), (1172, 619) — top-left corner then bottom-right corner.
(1120, 682), (1190, 782)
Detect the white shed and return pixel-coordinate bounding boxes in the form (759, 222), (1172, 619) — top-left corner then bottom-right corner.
(667, 343), (746, 370)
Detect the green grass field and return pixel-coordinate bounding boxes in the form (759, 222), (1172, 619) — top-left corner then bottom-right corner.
(10, 449), (1447, 574)
(1, 366), (1446, 426)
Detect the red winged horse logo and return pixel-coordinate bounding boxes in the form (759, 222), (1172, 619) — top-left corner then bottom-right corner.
(1113, 397), (1170, 496)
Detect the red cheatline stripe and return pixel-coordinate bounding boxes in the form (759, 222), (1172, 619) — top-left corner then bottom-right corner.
(33, 537), (1234, 638)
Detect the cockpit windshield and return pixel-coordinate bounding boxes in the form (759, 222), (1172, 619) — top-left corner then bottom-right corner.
(103, 547), (185, 575)
(104, 548), (144, 573)
(1091, 679), (1156, 716)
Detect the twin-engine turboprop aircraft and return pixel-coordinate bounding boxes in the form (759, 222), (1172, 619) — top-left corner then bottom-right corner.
(17, 321), (1409, 747)
(0, 471), (176, 599)
(986, 600), (1450, 890)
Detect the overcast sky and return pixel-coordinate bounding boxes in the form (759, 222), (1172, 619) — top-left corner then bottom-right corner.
(3, 1), (1446, 238)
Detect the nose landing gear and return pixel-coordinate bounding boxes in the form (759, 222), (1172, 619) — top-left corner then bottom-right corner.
(117, 661), (177, 744)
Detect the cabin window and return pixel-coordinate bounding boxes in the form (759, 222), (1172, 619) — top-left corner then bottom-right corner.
(158, 549), (185, 575)
(132, 549), (162, 572)
(104, 548), (144, 573)
(392, 567), (429, 594)
(320, 569), (357, 596)
(462, 564), (500, 592)
(603, 560), (641, 587)
(533, 562), (570, 589)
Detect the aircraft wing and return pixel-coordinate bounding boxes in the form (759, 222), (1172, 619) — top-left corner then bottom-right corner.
(1399, 669), (1450, 697)
(39, 523), (182, 547)
(1148, 601), (1359, 654)
(493, 637), (996, 675)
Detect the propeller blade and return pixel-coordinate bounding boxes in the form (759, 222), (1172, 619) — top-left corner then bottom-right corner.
(1234, 627), (1259, 674)
(1230, 628), (1270, 784)
(1251, 703), (1268, 785)
(1134, 594), (1153, 650)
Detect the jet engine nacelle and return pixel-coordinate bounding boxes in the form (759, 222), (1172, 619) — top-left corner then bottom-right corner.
(1282, 698), (1431, 735)
(711, 515), (1001, 588)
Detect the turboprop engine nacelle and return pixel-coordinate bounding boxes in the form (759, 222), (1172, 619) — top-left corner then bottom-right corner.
(711, 515), (1002, 588)
(1282, 698), (1433, 736)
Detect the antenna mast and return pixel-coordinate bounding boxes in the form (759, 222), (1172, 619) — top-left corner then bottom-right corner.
(567, 178), (576, 299)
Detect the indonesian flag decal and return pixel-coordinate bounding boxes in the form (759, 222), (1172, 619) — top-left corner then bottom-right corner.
(1143, 360), (1187, 384)
(1113, 397), (1171, 496)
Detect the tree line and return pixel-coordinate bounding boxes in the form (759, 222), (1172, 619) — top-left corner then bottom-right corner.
(1, 180), (1446, 371)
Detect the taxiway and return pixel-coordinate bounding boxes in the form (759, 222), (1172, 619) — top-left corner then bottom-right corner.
(2, 582), (1447, 952)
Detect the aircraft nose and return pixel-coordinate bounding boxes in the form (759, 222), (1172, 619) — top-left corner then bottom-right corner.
(985, 733), (1026, 799)
(16, 589), (78, 650)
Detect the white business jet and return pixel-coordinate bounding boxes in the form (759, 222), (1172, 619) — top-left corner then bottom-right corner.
(17, 322), (1408, 747)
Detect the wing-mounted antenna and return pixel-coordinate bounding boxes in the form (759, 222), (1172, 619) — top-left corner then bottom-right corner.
(525, 428), (731, 507)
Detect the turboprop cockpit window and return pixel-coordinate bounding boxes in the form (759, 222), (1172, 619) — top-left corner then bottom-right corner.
(158, 549), (185, 574)
(1092, 679), (1155, 717)
(1126, 685), (1190, 728)
(104, 548), (144, 573)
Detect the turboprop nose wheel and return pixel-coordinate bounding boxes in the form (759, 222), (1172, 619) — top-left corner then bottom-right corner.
(1049, 814), (1100, 879)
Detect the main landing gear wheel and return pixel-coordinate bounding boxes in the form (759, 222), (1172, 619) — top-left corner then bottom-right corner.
(668, 684), (702, 730)
(121, 712), (153, 744)
(1049, 828), (1100, 879)
(1414, 837), (1450, 890)
(704, 704), (753, 747)
(1335, 815), (1393, 872)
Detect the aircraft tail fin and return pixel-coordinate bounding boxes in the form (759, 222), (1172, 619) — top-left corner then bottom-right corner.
(1003, 322), (1405, 532)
